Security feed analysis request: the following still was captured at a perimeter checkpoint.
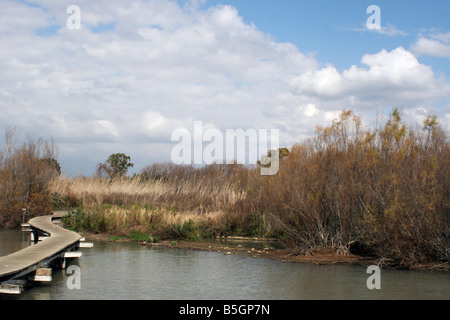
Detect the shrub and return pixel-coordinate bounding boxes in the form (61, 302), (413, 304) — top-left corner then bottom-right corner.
(129, 229), (154, 242)
(0, 131), (58, 228)
(246, 109), (449, 267)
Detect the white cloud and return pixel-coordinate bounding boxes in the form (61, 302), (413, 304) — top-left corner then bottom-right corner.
(303, 104), (319, 117)
(291, 47), (450, 107)
(346, 23), (408, 37)
(0, 1), (448, 175)
(376, 23), (409, 37)
(411, 32), (450, 58)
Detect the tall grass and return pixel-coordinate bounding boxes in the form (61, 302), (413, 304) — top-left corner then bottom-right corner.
(49, 165), (261, 239)
(50, 169), (246, 212)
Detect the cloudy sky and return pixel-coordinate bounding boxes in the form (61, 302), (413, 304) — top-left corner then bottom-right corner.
(1, 0), (449, 175)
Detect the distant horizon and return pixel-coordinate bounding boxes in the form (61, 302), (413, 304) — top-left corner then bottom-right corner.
(6, 107), (442, 178)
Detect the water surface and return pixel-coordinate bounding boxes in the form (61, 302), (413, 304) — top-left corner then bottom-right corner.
(1, 230), (448, 300)
(0, 229), (30, 257)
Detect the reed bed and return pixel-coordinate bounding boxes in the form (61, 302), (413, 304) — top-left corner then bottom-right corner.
(49, 174), (246, 212)
(49, 171), (252, 239)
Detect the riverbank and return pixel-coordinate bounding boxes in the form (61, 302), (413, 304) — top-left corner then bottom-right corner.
(81, 232), (449, 272)
(151, 239), (375, 267)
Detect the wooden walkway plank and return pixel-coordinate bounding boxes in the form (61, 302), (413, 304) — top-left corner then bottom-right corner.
(0, 211), (82, 281)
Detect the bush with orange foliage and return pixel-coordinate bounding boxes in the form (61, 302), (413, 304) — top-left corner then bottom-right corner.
(0, 129), (59, 228)
(247, 109), (449, 267)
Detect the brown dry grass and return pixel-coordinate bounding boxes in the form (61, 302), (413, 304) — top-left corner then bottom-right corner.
(49, 173), (246, 211)
(48, 172), (250, 237)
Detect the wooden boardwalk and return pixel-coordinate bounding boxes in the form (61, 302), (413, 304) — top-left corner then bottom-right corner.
(0, 211), (83, 292)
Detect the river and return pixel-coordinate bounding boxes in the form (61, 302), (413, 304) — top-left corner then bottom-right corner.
(0, 229), (449, 300)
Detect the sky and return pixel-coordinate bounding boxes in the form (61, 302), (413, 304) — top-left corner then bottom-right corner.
(0, 0), (449, 175)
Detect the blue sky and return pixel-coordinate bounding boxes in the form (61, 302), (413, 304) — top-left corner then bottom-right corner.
(0, 0), (449, 175)
(201, 0), (450, 74)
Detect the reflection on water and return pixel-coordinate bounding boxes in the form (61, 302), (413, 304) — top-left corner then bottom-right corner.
(215, 237), (286, 249)
(0, 229), (30, 257)
(1, 230), (449, 300)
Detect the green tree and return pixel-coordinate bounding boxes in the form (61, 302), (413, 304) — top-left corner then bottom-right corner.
(423, 114), (438, 132)
(42, 157), (61, 175)
(257, 147), (290, 168)
(96, 153), (134, 178)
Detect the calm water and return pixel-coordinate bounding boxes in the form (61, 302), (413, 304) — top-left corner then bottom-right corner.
(0, 229), (30, 257)
(0, 229), (449, 300)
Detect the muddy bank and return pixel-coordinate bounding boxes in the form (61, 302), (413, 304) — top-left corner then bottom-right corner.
(83, 233), (376, 267)
(153, 240), (375, 266)
(82, 232), (449, 272)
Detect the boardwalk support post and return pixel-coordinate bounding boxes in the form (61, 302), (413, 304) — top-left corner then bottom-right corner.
(0, 280), (26, 294)
(31, 229), (39, 244)
(33, 268), (52, 282)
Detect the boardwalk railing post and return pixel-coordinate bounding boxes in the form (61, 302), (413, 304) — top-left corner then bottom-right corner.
(32, 229), (39, 244)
